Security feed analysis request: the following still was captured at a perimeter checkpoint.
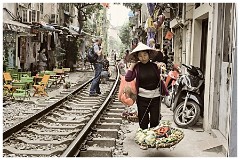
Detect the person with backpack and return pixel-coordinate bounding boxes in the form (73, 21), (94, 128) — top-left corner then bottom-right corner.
(89, 37), (104, 96)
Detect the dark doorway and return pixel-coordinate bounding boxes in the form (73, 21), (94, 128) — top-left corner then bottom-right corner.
(200, 18), (208, 75)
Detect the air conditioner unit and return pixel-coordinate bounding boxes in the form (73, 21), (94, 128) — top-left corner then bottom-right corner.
(50, 14), (59, 24)
(32, 10), (40, 22)
(22, 9), (32, 24)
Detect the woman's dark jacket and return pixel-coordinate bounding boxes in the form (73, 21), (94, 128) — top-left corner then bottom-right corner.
(125, 62), (168, 96)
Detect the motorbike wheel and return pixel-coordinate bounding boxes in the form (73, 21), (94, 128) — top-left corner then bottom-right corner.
(164, 87), (173, 108)
(173, 100), (201, 128)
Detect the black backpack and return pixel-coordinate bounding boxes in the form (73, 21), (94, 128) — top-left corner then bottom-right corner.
(87, 46), (98, 63)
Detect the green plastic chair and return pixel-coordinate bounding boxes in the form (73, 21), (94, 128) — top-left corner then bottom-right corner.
(19, 72), (31, 79)
(21, 77), (34, 89)
(11, 73), (19, 81)
(6, 67), (18, 74)
(12, 82), (30, 100)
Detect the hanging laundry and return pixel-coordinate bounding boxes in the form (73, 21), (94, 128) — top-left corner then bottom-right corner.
(147, 31), (156, 46)
(165, 31), (173, 40)
(153, 21), (159, 29)
(158, 15), (165, 27)
(144, 17), (155, 32)
(147, 3), (156, 17)
(154, 8), (161, 20)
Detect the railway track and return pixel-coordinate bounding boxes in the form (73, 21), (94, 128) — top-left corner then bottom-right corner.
(3, 66), (130, 157)
(3, 73), (93, 131)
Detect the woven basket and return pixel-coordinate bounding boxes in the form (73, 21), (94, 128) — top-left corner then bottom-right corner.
(136, 128), (184, 149)
(156, 130), (184, 148)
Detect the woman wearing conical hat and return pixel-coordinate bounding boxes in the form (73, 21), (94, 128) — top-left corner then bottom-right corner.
(125, 42), (168, 133)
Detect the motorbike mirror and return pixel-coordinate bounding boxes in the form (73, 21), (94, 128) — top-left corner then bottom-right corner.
(188, 65), (199, 76)
(182, 64), (191, 70)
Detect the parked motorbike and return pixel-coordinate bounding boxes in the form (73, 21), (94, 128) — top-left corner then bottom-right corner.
(171, 64), (204, 128)
(164, 64), (181, 107)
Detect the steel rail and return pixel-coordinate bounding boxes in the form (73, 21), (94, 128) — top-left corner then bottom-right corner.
(61, 65), (120, 157)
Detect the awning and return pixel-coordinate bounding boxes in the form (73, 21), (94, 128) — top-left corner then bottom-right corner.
(3, 19), (31, 32)
(42, 25), (55, 31)
(68, 25), (98, 37)
(17, 33), (36, 37)
(31, 22), (62, 33)
(69, 25), (80, 35)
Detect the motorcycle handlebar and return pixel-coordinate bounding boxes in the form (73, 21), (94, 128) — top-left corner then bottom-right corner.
(182, 64), (190, 69)
(181, 64), (204, 79)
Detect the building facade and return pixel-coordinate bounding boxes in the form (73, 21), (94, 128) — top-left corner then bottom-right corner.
(3, 3), (82, 72)
(128, 3), (237, 156)
(168, 3), (237, 156)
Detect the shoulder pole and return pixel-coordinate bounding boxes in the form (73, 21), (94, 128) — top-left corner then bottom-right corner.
(159, 67), (162, 122)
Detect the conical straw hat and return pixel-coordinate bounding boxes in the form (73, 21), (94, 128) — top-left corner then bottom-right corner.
(128, 42), (158, 62)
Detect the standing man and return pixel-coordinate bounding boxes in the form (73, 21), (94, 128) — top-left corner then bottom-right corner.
(89, 37), (103, 96)
(38, 47), (47, 72)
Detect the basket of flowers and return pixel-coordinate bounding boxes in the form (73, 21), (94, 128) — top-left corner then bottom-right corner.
(134, 120), (184, 149)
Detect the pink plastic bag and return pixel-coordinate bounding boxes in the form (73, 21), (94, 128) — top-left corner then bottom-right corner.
(118, 75), (137, 106)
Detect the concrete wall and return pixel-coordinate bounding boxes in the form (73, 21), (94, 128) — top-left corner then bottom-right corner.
(228, 4), (237, 156)
(42, 3), (55, 22)
(168, 3), (236, 155)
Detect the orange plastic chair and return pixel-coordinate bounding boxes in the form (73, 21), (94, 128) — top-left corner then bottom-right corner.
(3, 72), (13, 84)
(32, 75), (50, 97)
(3, 72), (14, 94)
